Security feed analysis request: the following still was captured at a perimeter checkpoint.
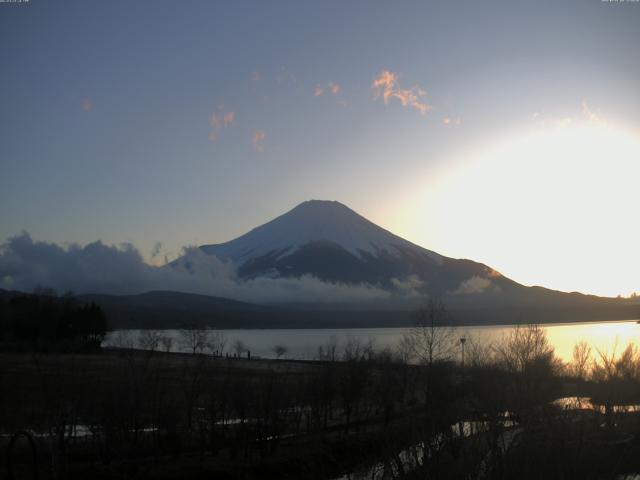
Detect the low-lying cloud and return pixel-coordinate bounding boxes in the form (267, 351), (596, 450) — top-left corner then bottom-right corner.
(0, 233), (393, 304)
(450, 275), (497, 295)
(391, 274), (425, 297)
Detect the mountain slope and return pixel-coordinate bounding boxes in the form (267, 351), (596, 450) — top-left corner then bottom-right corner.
(201, 200), (442, 264)
(197, 200), (513, 296)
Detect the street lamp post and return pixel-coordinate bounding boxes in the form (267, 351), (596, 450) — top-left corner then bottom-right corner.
(460, 337), (467, 371)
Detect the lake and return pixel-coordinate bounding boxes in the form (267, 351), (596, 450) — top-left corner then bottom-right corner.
(104, 319), (640, 363)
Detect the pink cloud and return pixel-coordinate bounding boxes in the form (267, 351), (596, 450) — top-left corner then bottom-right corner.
(208, 109), (235, 142)
(81, 98), (93, 112)
(314, 82), (341, 98)
(328, 82), (341, 95)
(371, 70), (431, 115)
(371, 70), (397, 102)
(223, 111), (236, 127)
(210, 113), (221, 130)
(252, 130), (266, 152)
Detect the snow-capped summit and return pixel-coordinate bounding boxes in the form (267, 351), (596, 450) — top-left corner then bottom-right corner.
(196, 200), (505, 295)
(201, 200), (442, 265)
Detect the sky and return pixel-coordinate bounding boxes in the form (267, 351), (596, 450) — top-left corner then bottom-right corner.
(1, 0), (639, 297)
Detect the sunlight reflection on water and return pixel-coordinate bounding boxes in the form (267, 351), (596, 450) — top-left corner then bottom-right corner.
(105, 320), (640, 363)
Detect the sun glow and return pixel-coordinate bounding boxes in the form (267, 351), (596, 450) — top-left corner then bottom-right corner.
(420, 123), (640, 297)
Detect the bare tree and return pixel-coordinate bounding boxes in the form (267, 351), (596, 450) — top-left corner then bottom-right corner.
(492, 324), (561, 420)
(179, 328), (210, 355)
(403, 298), (455, 365)
(207, 330), (227, 357)
(317, 335), (339, 362)
(342, 336), (375, 362)
(272, 344), (288, 359)
(590, 341), (635, 428)
(232, 339), (248, 357)
(463, 334), (495, 368)
(137, 330), (162, 352)
(592, 342), (640, 383)
(493, 324), (556, 374)
(396, 333), (415, 364)
(159, 335), (173, 353)
(614, 343), (640, 380)
(570, 340), (592, 380)
(112, 330), (134, 349)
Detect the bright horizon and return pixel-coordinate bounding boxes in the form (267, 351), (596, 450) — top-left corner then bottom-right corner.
(1, 1), (639, 298)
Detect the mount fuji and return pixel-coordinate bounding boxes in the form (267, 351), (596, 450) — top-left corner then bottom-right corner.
(78, 200), (637, 328)
(196, 200), (514, 297)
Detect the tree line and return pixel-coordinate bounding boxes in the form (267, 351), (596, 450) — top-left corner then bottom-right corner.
(0, 288), (107, 352)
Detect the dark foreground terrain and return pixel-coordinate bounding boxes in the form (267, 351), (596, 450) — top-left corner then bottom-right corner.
(3, 327), (640, 480)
